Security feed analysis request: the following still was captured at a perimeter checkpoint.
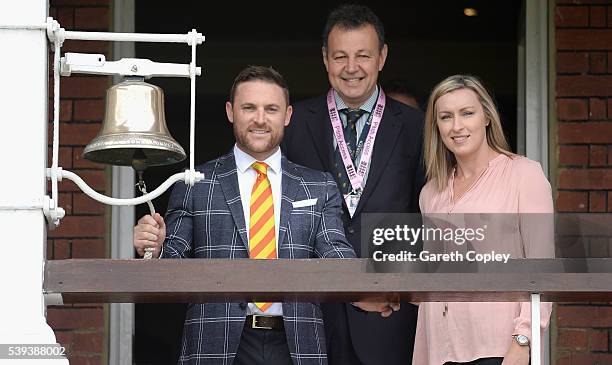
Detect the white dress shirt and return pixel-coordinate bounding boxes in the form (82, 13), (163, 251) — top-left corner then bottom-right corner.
(233, 144), (283, 316)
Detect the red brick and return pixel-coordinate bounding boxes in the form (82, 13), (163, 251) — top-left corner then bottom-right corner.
(53, 330), (73, 351)
(570, 353), (612, 363)
(58, 192), (73, 215)
(590, 6), (606, 27)
(557, 75), (612, 96)
(589, 329), (609, 351)
(609, 190), (612, 212)
(73, 147), (106, 169)
(590, 237), (609, 257)
(558, 328), (588, 349)
(74, 8), (109, 30)
(609, 6), (612, 27)
(48, 146), (73, 169)
(556, 237), (588, 258)
(560, 145), (589, 165)
(48, 99), (73, 122)
(72, 332), (103, 353)
(48, 215), (106, 238)
(557, 305), (612, 327)
(47, 240), (54, 259)
(72, 193), (106, 215)
(53, 239), (71, 259)
(556, 6), (589, 27)
(72, 239), (107, 258)
(589, 97), (606, 119)
(56, 7), (74, 29)
(69, 355), (102, 365)
(559, 168), (612, 189)
(63, 40), (108, 55)
(557, 52), (589, 73)
(557, 99), (588, 120)
(556, 29), (612, 50)
(49, 123), (101, 146)
(590, 191), (606, 212)
(608, 98), (612, 118)
(74, 100), (105, 122)
(590, 145), (607, 166)
(55, 169), (107, 192)
(60, 77), (109, 99)
(557, 191), (588, 211)
(558, 122), (612, 143)
(555, 354), (570, 365)
(589, 52), (607, 73)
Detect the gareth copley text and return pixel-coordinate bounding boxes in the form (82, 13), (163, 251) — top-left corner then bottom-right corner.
(372, 250), (511, 264)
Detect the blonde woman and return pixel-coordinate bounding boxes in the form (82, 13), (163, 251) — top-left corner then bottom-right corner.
(413, 75), (554, 365)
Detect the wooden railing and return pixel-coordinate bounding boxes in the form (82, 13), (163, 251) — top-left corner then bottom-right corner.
(43, 258), (612, 365)
(44, 258), (612, 303)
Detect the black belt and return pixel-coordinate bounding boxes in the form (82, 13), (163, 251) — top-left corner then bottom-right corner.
(245, 315), (284, 331)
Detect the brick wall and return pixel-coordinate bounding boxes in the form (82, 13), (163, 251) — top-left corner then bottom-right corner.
(555, 0), (612, 363)
(47, 1), (111, 364)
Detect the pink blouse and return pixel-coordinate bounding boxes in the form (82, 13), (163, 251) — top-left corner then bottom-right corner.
(412, 154), (554, 365)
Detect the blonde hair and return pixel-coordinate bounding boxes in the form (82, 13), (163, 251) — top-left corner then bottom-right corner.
(424, 75), (513, 190)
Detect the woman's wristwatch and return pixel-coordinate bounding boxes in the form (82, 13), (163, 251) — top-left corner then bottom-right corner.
(512, 334), (530, 346)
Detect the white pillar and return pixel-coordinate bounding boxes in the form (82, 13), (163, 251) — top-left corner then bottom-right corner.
(0, 0), (68, 363)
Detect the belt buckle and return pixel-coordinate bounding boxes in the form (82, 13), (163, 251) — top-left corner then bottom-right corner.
(251, 315), (272, 330)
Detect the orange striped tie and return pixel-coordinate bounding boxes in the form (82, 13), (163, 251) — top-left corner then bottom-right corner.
(249, 162), (277, 312)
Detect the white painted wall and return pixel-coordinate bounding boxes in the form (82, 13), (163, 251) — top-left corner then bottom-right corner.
(0, 0), (68, 363)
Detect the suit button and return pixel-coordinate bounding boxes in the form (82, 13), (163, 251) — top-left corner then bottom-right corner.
(347, 227), (355, 234)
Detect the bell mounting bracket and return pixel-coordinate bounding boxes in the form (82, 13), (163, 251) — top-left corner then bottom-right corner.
(43, 18), (204, 229)
(60, 53), (202, 79)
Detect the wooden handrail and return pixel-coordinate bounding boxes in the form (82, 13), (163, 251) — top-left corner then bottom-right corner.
(43, 258), (612, 303)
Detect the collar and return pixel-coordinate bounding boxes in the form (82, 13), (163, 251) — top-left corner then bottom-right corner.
(233, 144), (282, 175)
(334, 84), (379, 113)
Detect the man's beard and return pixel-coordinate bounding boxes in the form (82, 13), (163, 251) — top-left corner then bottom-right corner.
(233, 124), (283, 156)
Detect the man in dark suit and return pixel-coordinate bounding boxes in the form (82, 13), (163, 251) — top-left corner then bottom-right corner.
(281, 5), (426, 365)
(133, 65), (394, 365)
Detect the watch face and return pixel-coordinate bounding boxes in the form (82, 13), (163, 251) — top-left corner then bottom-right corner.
(515, 335), (529, 345)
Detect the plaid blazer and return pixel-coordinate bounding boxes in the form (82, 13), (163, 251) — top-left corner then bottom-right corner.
(161, 151), (356, 365)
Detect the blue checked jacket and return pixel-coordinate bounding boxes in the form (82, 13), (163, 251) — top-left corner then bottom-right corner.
(161, 151), (356, 365)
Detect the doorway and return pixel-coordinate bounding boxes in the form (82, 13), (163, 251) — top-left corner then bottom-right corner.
(131, 1), (521, 363)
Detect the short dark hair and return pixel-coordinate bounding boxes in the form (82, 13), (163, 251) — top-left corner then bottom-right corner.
(229, 65), (290, 105)
(382, 78), (422, 107)
(322, 4), (385, 51)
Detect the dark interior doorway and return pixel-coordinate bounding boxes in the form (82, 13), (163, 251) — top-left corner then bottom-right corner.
(132, 1), (520, 363)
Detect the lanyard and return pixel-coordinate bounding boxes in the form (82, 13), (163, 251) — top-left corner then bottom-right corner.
(327, 88), (386, 194)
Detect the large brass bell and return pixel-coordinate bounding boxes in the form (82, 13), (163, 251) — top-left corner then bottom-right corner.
(83, 77), (186, 171)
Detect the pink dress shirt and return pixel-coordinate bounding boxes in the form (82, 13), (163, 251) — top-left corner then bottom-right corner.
(412, 154), (554, 365)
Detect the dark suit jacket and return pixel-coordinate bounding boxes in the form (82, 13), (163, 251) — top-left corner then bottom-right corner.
(161, 151), (356, 365)
(282, 94), (426, 365)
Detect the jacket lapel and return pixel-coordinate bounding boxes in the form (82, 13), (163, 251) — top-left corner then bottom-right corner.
(278, 156), (300, 251)
(304, 98), (335, 173)
(353, 101), (404, 216)
(216, 151), (249, 250)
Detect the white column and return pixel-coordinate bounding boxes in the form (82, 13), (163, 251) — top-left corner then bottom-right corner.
(0, 0), (68, 363)
(525, 0), (549, 172)
(531, 293), (542, 365)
